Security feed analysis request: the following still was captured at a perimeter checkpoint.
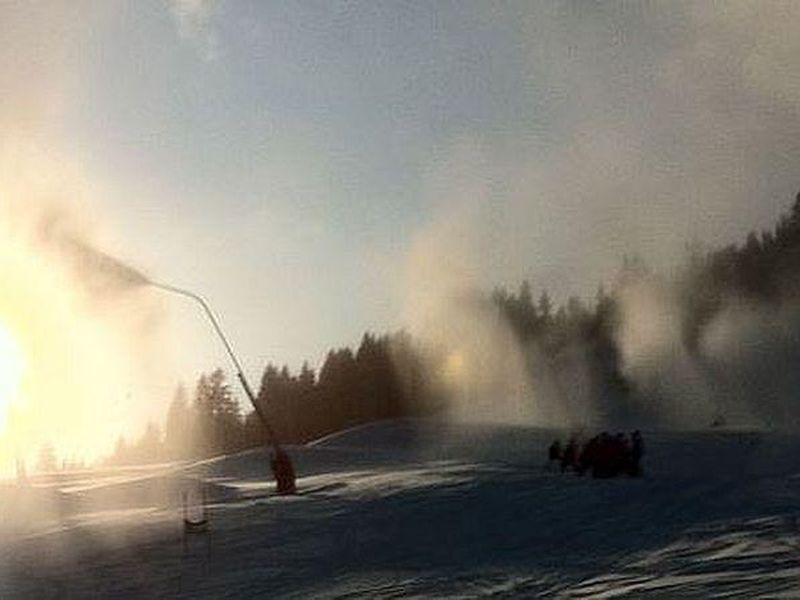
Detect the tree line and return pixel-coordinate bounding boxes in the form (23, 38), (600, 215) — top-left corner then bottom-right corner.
(108, 190), (800, 464)
(109, 331), (439, 464)
(490, 190), (800, 425)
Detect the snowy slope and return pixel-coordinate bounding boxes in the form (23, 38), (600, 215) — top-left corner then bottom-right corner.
(2, 419), (800, 598)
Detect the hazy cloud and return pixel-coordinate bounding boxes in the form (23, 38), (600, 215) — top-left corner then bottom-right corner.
(169, 0), (220, 59)
(408, 2), (800, 303)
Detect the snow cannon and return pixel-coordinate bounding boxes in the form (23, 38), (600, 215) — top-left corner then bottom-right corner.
(150, 280), (297, 494)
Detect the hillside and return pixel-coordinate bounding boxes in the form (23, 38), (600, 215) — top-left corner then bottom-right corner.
(3, 419), (800, 598)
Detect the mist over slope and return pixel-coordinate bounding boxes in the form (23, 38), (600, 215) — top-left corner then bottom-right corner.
(0, 3), (175, 472)
(611, 195), (800, 430)
(0, 151), (172, 474)
(407, 193), (800, 433)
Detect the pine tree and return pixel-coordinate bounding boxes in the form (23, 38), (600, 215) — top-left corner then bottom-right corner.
(165, 384), (192, 458)
(538, 290), (553, 327)
(37, 443), (57, 473)
(206, 368), (241, 453)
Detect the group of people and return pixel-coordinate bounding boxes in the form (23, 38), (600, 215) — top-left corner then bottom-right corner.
(548, 430), (644, 478)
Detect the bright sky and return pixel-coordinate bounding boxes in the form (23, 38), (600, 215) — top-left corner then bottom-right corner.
(1, 1), (799, 462)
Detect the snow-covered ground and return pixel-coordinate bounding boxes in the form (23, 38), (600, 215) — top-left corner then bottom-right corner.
(3, 420), (800, 598)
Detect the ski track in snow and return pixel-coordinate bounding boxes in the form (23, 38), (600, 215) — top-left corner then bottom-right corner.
(2, 420), (800, 598)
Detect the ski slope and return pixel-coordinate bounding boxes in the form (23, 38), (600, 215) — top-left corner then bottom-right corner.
(2, 419), (800, 598)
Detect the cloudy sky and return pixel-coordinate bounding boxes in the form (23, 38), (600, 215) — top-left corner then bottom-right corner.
(1, 1), (799, 447)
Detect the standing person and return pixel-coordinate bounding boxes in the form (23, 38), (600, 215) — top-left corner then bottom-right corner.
(548, 439), (562, 463)
(612, 433), (629, 477)
(577, 436), (598, 476)
(592, 432), (613, 478)
(630, 430), (644, 477)
(561, 437), (578, 473)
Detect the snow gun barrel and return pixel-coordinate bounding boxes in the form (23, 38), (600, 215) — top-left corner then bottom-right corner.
(148, 280), (282, 454)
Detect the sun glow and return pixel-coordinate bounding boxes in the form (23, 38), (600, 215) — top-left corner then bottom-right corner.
(443, 351), (466, 385)
(0, 225), (135, 475)
(0, 145), (171, 476)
